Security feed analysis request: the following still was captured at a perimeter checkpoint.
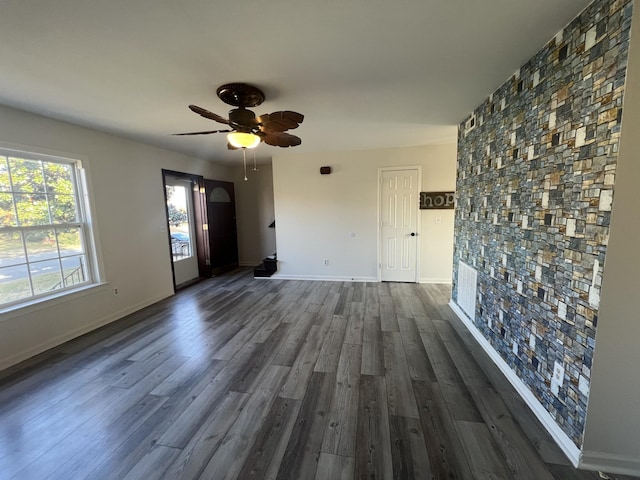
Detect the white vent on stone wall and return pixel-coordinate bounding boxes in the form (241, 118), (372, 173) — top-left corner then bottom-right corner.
(457, 261), (477, 321)
(464, 114), (477, 135)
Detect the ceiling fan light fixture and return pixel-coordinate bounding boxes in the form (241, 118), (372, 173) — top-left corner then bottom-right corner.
(227, 131), (260, 149)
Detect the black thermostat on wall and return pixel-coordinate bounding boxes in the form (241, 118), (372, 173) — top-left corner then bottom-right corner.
(320, 166), (331, 175)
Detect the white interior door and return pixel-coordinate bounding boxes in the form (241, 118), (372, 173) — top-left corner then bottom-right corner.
(380, 168), (419, 282)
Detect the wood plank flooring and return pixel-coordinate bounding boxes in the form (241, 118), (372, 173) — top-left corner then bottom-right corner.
(0, 269), (637, 480)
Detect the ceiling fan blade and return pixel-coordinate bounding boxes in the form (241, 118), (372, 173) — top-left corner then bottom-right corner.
(263, 132), (302, 148)
(172, 129), (231, 136)
(258, 122), (287, 134)
(280, 111), (304, 124)
(257, 111), (304, 132)
(188, 105), (230, 125)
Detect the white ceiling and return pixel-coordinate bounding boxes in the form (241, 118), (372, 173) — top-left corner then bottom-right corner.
(0, 0), (591, 165)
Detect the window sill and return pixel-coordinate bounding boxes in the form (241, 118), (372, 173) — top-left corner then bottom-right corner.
(0, 282), (109, 322)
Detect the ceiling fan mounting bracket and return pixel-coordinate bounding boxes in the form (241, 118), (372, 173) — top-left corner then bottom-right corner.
(216, 83), (265, 108)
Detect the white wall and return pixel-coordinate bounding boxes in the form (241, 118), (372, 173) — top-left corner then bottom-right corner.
(580, 6), (640, 474)
(0, 105), (232, 371)
(233, 163), (277, 266)
(272, 143), (456, 282)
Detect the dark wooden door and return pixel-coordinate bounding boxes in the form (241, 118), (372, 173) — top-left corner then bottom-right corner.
(204, 179), (239, 275)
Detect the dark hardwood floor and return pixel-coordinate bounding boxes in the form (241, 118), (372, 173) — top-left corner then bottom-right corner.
(0, 269), (636, 479)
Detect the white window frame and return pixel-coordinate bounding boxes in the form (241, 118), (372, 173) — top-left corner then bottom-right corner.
(0, 146), (102, 311)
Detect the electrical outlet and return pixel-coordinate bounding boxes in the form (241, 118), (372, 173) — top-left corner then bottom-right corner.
(113, 288), (119, 296)
(322, 258), (329, 266)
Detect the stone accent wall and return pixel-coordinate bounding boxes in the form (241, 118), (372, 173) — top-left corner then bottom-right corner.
(453, 0), (633, 447)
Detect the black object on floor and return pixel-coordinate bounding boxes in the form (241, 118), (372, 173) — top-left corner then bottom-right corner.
(254, 254), (277, 277)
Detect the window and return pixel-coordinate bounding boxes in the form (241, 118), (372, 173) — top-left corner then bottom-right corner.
(0, 149), (97, 308)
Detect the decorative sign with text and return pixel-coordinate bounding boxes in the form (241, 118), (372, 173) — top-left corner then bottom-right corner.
(420, 191), (455, 210)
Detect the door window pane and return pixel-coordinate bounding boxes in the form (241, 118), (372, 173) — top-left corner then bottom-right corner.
(210, 187), (231, 203)
(166, 184), (192, 261)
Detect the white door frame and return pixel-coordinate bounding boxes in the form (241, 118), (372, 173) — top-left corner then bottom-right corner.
(377, 166), (422, 282)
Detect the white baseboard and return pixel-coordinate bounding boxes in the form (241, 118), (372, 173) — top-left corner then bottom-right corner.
(580, 451), (640, 477)
(0, 293), (171, 372)
(269, 274), (377, 283)
(266, 274), (451, 284)
(448, 300), (582, 467)
(419, 277), (453, 284)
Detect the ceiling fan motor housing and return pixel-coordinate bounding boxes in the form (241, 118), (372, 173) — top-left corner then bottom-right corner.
(228, 108), (257, 131)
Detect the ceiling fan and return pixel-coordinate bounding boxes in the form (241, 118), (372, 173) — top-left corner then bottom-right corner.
(174, 82), (304, 149)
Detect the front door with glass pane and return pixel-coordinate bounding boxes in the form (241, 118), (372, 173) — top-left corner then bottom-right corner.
(165, 177), (199, 286)
(204, 179), (239, 275)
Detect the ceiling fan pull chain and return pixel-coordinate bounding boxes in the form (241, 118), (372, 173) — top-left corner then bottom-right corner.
(253, 150), (259, 172)
(243, 148), (248, 181)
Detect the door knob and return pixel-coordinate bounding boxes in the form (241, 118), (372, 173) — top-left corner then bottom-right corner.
(410, 232), (416, 236)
